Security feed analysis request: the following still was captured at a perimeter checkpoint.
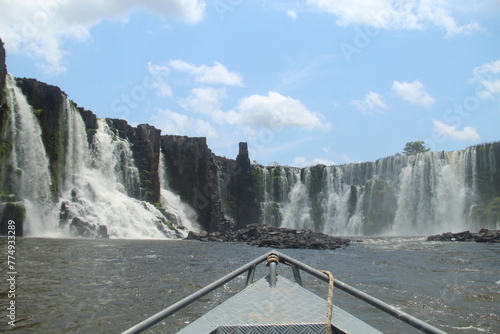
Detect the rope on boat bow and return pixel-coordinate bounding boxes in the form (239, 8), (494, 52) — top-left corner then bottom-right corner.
(321, 270), (335, 334)
(265, 252), (280, 266)
(266, 252), (335, 334)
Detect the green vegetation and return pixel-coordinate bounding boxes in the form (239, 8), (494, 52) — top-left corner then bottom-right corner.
(251, 166), (265, 202)
(308, 166), (325, 229)
(362, 177), (397, 235)
(49, 130), (62, 197)
(33, 108), (44, 123)
(162, 218), (176, 231)
(403, 141), (430, 156)
(0, 140), (12, 160)
(473, 197), (500, 228)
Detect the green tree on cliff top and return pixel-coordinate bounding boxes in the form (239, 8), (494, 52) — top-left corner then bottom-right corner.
(403, 141), (430, 156)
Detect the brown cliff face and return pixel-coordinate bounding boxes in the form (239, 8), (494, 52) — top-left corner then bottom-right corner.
(160, 137), (262, 232)
(235, 143), (260, 228)
(105, 119), (161, 204)
(0, 37), (10, 175)
(17, 78), (67, 196)
(0, 41), (260, 235)
(160, 135), (224, 232)
(0, 38), (6, 103)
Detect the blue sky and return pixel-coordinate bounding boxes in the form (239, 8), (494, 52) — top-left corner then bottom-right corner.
(1, 0), (499, 166)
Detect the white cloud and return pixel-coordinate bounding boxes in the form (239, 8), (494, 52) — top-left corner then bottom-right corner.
(287, 10), (298, 20)
(433, 120), (480, 141)
(307, 0), (482, 37)
(193, 119), (218, 138)
(152, 109), (190, 135)
(169, 60), (244, 86)
(0, 0), (206, 74)
(351, 91), (388, 114)
(179, 87), (226, 117)
(146, 62), (172, 97)
(293, 157), (336, 167)
(392, 80), (435, 108)
(471, 59), (500, 100)
(152, 108), (217, 138)
(227, 91), (331, 132)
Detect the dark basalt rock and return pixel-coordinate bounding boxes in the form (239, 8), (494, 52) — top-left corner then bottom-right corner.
(69, 217), (109, 239)
(0, 38), (6, 104)
(234, 143), (260, 228)
(105, 119), (162, 204)
(427, 229), (500, 243)
(0, 201), (25, 236)
(161, 135), (226, 232)
(186, 223), (350, 250)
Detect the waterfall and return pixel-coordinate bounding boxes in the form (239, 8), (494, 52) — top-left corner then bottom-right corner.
(2, 77), (194, 239)
(281, 168), (312, 231)
(393, 150), (477, 235)
(158, 153), (200, 237)
(5, 75), (56, 235)
(90, 119), (141, 196)
(321, 166), (363, 236)
(56, 108), (177, 239)
(254, 147), (491, 236)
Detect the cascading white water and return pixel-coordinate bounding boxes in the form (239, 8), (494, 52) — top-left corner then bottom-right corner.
(393, 150), (476, 235)
(280, 168), (313, 230)
(90, 119), (141, 195)
(321, 166), (363, 235)
(5, 75), (57, 235)
(159, 153), (200, 237)
(56, 107), (178, 239)
(256, 149), (483, 236)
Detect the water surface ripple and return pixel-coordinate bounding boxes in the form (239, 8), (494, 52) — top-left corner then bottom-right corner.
(1, 237), (499, 333)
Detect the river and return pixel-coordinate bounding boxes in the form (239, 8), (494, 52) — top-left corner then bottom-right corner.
(1, 237), (499, 333)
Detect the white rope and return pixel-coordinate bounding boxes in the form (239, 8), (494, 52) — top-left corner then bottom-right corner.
(321, 270), (334, 334)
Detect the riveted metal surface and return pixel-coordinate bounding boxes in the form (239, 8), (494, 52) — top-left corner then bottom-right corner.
(211, 323), (338, 334)
(177, 276), (383, 334)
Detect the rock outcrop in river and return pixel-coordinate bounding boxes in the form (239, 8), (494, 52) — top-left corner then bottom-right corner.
(427, 229), (500, 243)
(186, 223), (350, 250)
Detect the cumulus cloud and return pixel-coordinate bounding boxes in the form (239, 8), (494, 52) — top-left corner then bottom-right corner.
(351, 91), (388, 114)
(0, 0), (206, 74)
(471, 59), (500, 100)
(179, 87), (226, 118)
(307, 0), (481, 37)
(152, 109), (217, 138)
(169, 60), (244, 86)
(227, 91), (331, 133)
(146, 62), (172, 97)
(433, 120), (480, 141)
(392, 80), (435, 108)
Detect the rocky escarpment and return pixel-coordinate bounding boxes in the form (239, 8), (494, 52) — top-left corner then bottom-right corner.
(427, 229), (500, 243)
(160, 138), (263, 233)
(160, 135), (227, 232)
(186, 224), (350, 250)
(105, 119), (161, 204)
(16, 77), (70, 196)
(0, 38), (6, 104)
(0, 38), (10, 185)
(234, 143), (260, 228)
(0, 39), (24, 236)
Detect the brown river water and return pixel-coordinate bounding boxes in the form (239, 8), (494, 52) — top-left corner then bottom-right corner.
(1, 237), (499, 333)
